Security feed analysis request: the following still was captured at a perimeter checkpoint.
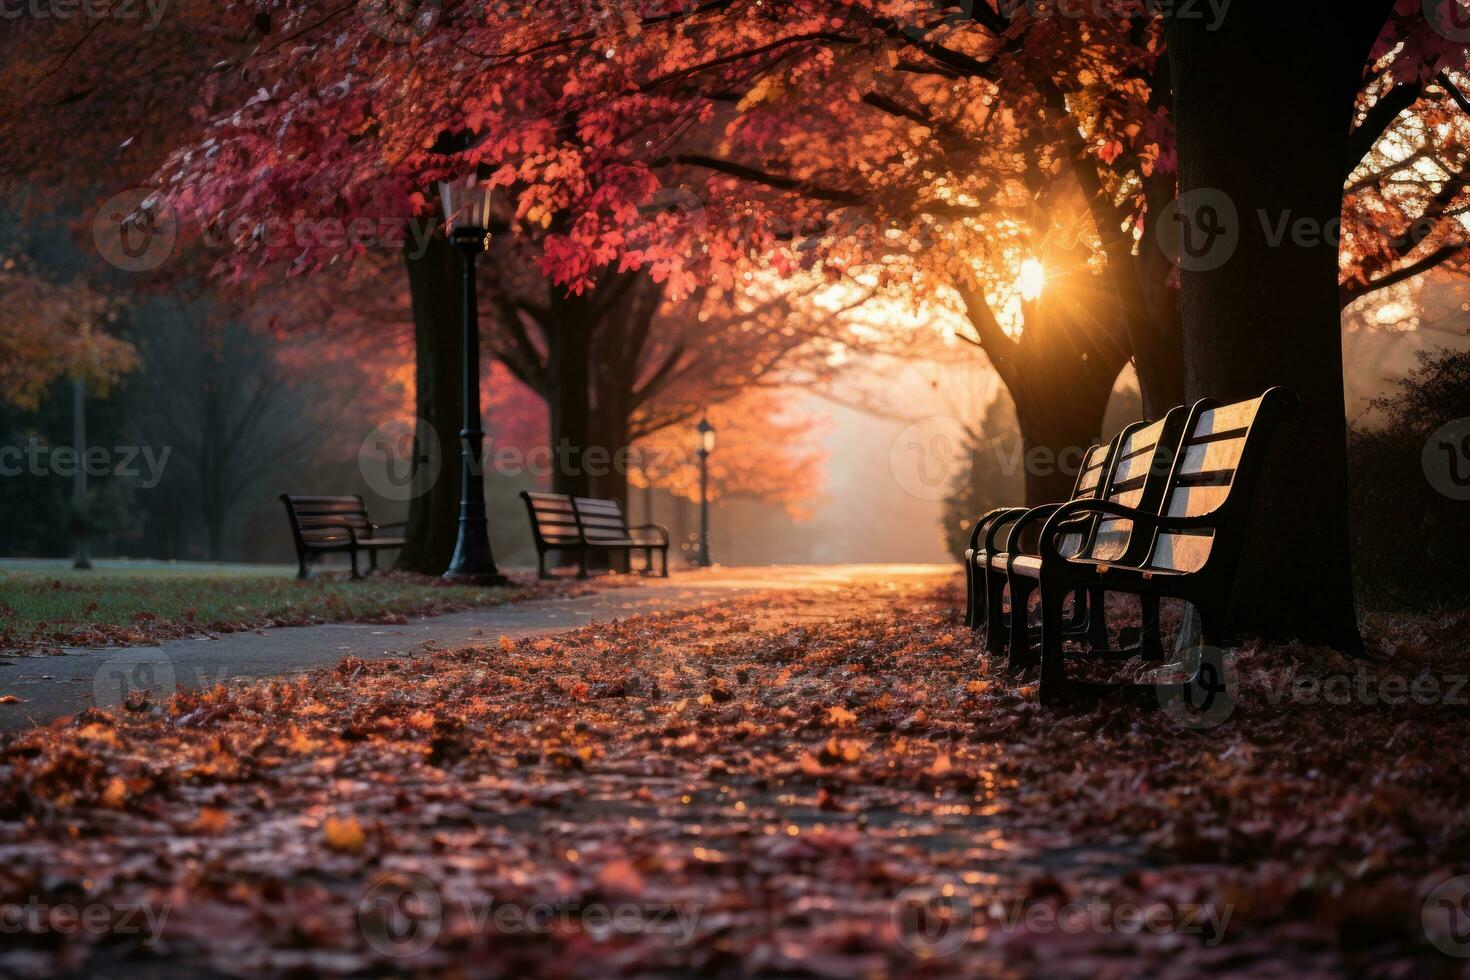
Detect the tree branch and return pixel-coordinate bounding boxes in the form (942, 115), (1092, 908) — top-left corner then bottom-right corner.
(1341, 243), (1467, 307)
(1346, 81), (1421, 180)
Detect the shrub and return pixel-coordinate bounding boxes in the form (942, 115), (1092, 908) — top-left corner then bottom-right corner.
(1348, 347), (1470, 606)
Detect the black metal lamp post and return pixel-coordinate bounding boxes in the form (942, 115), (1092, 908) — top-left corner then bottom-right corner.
(438, 172), (508, 586)
(71, 376), (92, 570)
(697, 416), (715, 568)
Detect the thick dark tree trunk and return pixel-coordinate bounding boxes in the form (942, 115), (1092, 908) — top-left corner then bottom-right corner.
(544, 291), (595, 498)
(967, 264), (1131, 508)
(397, 224), (464, 575)
(1166, 2), (1383, 649)
(1125, 53), (1186, 421)
(1014, 373), (1115, 507)
(1127, 307), (1185, 420)
(589, 408), (631, 504)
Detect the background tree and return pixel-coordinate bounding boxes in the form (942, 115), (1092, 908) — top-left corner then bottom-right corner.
(0, 259), (134, 411)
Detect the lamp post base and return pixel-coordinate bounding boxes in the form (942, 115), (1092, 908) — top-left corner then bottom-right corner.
(443, 518), (508, 587)
(442, 569), (509, 587)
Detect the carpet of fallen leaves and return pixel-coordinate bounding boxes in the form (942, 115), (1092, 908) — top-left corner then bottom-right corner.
(1, 575), (1468, 978)
(0, 572), (600, 656)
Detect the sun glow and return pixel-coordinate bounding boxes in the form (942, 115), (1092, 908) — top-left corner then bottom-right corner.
(1018, 259), (1044, 301)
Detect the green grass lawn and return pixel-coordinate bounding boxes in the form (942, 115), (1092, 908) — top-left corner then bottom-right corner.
(0, 566), (533, 652)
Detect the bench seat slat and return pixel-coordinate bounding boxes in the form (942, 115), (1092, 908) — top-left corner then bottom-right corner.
(520, 490), (668, 579)
(281, 494), (404, 578)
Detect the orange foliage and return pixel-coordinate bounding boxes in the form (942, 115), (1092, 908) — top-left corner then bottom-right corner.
(0, 258), (136, 410)
(630, 389), (827, 519)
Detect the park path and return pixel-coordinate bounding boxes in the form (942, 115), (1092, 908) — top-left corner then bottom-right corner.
(0, 564), (952, 732)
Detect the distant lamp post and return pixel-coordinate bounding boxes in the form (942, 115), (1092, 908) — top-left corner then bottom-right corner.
(71, 376), (92, 570)
(437, 171), (507, 586)
(697, 416), (715, 568)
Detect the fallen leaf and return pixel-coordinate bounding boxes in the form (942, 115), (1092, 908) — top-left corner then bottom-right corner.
(323, 816), (367, 854)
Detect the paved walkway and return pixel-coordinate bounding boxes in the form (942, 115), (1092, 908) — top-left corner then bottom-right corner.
(0, 564), (952, 732)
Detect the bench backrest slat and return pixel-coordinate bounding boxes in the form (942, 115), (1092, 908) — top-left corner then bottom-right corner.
(1143, 388), (1296, 574)
(280, 494), (372, 548)
(520, 491), (635, 547)
(573, 497), (634, 543)
(1082, 407), (1188, 565)
(1054, 440), (1114, 558)
(522, 491), (584, 545)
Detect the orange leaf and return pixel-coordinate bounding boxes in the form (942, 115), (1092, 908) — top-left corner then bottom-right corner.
(323, 816), (367, 854)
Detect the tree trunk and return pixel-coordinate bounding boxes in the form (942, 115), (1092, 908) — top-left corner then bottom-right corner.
(974, 267), (1131, 507)
(1127, 307), (1185, 421)
(1167, 2), (1377, 649)
(1013, 374), (1115, 507)
(396, 223), (464, 575)
(589, 408), (631, 505)
(544, 294), (593, 498)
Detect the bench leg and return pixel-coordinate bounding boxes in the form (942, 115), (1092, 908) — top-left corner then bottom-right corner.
(577, 551), (588, 580)
(1060, 588), (1085, 631)
(984, 566), (1008, 659)
(537, 551), (548, 580)
(296, 554), (310, 581)
(349, 548), (362, 581)
(660, 547), (669, 578)
(1196, 600), (1226, 650)
(1140, 594), (1165, 663)
(1086, 586), (1108, 650)
(964, 558), (977, 630)
(1007, 575), (1038, 671)
(1037, 580), (1069, 706)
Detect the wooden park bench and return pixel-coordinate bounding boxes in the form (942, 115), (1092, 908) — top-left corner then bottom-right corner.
(1005, 387), (1298, 705)
(520, 491), (670, 579)
(279, 494), (407, 580)
(965, 438), (1120, 656)
(991, 408), (1189, 670)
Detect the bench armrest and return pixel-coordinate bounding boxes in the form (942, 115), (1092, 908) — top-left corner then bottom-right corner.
(1003, 503), (1098, 558)
(978, 507), (1032, 555)
(369, 521), (408, 537)
(1037, 500), (1217, 563)
(991, 503), (1063, 554)
(628, 523), (670, 546)
(966, 508), (1018, 555)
